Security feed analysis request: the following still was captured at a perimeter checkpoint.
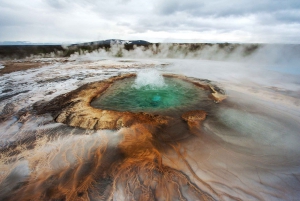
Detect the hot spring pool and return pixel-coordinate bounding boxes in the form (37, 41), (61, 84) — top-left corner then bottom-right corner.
(90, 77), (210, 114)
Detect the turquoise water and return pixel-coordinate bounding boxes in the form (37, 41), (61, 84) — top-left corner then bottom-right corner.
(91, 77), (208, 113)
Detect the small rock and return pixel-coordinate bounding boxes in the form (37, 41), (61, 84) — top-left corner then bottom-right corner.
(182, 110), (207, 132)
(182, 110), (207, 123)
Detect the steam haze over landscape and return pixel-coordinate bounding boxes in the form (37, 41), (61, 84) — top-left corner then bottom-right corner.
(0, 0), (300, 201)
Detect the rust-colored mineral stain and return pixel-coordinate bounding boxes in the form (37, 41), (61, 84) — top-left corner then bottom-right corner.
(0, 61), (52, 75)
(1, 124), (217, 201)
(1, 73), (228, 201)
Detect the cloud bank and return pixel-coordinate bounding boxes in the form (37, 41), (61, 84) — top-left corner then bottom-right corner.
(0, 0), (299, 43)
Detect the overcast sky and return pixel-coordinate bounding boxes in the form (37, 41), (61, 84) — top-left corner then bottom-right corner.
(0, 0), (300, 43)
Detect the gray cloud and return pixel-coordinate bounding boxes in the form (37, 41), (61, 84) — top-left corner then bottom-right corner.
(155, 0), (300, 17)
(45, 0), (66, 9)
(0, 0), (299, 43)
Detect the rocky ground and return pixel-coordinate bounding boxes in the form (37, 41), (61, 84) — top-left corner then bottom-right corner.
(0, 57), (300, 200)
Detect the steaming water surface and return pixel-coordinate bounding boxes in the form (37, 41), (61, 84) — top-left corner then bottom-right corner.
(91, 77), (210, 116)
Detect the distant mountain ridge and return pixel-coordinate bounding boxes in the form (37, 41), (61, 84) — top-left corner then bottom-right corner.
(72, 39), (151, 46)
(0, 39), (151, 46)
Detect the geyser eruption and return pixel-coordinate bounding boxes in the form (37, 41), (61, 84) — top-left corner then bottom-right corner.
(132, 69), (165, 108)
(133, 69), (166, 89)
